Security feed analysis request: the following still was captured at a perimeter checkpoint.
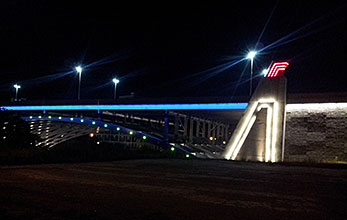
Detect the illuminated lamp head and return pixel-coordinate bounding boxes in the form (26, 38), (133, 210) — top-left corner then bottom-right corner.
(75, 66), (82, 74)
(246, 51), (257, 60)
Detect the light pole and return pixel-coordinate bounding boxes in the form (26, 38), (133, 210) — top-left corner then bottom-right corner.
(75, 66), (82, 100)
(13, 84), (21, 100)
(246, 51), (257, 96)
(112, 78), (120, 99)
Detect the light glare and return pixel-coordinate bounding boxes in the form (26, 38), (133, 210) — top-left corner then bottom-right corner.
(112, 78), (120, 84)
(262, 69), (269, 77)
(246, 51), (257, 60)
(75, 66), (82, 74)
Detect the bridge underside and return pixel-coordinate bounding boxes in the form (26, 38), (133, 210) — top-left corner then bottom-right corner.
(22, 109), (243, 159)
(28, 119), (94, 147)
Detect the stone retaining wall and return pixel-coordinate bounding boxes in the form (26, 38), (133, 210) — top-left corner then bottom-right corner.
(284, 104), (347, 163)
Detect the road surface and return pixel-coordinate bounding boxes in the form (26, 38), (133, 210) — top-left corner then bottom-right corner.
(1, 159), (346, 219)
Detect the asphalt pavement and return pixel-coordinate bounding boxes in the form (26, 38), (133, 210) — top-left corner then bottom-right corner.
(0, 159), (346, 219)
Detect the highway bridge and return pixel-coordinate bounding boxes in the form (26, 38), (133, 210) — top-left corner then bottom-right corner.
(1, 99), (249, 159)
(3, 62), (346, 162)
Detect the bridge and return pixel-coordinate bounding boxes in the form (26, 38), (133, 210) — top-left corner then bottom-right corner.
(8, 61), (343, 163)
(2, 100), (250, 159)
(0, 62), (292, 161)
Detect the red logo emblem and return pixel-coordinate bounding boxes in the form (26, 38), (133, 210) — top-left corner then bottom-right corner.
(266, 62), (289, 77)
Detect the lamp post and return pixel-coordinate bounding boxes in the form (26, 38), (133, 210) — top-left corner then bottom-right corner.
(75, 66), (82, 100)
(112, 78), (120, 99)
(246, 51), (257, 96)
(13, 84), (21, 100)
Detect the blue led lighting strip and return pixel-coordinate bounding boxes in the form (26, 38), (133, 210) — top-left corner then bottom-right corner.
(2, 103), (247, 111)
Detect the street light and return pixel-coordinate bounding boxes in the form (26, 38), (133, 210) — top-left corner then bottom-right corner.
(13, 84), (21, 100)
(75, 66), (82, 100)
(246, 51), (257, 96)
(262, 69), (269, 77)
(112, 78), (120, 99)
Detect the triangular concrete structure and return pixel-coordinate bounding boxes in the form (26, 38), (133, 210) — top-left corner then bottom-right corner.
(223, 75), (287, 162)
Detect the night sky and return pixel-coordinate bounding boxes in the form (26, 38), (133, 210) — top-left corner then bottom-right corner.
(0, 1), (346, 101)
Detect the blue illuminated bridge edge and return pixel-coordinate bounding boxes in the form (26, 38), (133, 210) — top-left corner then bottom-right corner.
(1, 103), (248, 111)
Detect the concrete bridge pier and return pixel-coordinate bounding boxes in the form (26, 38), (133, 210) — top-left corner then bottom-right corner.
(223, 75), (287, 162)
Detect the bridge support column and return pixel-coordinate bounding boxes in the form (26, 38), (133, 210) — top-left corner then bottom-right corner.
(207, 122), (212, 139)
(223, 75), (287, 162)
(174, 114), (179, 138)
(163, 110), (169, 143)
(183, 116), (188, 137)
(189, 117), (194, 143)
(219, 125), (227, 141)
(201, 121), (206, 138)
(195, 119), (200, 138)
(217, 125), (221, 140)
(207, 123), (217, 144)
(225, 126), (229, 141)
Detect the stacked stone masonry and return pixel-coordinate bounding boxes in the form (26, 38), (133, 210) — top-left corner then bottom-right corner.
(285, 105), (347, 163)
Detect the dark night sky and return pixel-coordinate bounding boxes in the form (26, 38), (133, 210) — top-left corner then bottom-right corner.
(0, 1), (346, 101)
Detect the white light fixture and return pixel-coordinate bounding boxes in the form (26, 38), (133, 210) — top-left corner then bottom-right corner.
(75, 66), (83, 100)
(246, 51), (257, 96)
(13, 84), (21, 100)
(112, 78), (120, 99)
(75, 66), (82, 74)
(112, 78), (120, 84)
(246, 51), (257, 60)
